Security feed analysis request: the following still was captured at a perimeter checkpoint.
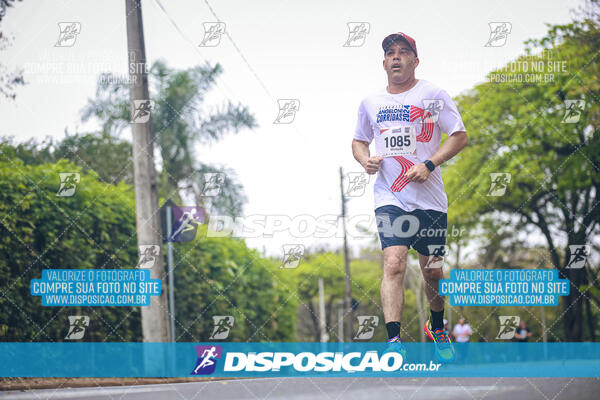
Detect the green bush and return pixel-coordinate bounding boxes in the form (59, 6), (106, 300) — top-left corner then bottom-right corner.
(0, 158), (140, 341)
(172, 224), (297, 341)
(0, 157), (297, 341)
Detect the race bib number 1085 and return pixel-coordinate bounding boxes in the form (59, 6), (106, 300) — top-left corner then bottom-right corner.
(376, 125), (417, 157)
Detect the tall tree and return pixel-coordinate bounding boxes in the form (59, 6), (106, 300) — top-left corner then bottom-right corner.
(445, 2), (599, 340)
(81, 60), (256, 216)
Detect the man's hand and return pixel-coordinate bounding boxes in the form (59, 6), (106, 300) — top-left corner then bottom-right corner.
(405, 163), (431, 183)
(364, 156), (383, 175)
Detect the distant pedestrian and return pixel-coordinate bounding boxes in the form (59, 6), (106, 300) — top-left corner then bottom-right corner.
(452, 318), (473, 343)
(514, 320), (532, 342)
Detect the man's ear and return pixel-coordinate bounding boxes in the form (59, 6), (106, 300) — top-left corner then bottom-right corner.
(413, 57), (420, 68)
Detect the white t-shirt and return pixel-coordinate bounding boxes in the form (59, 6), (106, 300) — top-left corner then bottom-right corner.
(452, 323), (473, 343)
(354, 79), (466, 212)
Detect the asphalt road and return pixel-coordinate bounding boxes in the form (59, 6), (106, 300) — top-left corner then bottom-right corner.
(3, 378), (600, 400)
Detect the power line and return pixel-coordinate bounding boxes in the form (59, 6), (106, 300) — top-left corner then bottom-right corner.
(153, 0), (273, 101)
(201, 0), (274, 99)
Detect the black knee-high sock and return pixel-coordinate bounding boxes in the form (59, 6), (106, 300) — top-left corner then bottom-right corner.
(386, 321), (401, 339)
(430, 309), (444, 330)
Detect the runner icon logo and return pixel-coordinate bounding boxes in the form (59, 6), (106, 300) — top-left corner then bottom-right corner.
(422, 99), (445, 123)
(202, 173), (225, 197)
(191, 345), (222, 375)
(566, 244), (590, 269)
(425, 245), (448, 269)
(273, 99), (300, 124)
(487, 173), (511, 196)
(137, 245), (160, 269)
(55, 22), (81, 47)
(346, 172), (369, 197)
(485, 22), (512, 47)
(562, 100), (585, 123)
(56, 173), (80, 197)
(131, 100), (154, 123)
(281, 244), (305, 269)
(354, 316), (379, 340)
(343, 22), (370, 47)
(65, 316), (89, 340)
(210, 316), (234, 340)
(199, 22), (226, 47)
(169, 207), (204, 242)
(496, 316), (520, 339)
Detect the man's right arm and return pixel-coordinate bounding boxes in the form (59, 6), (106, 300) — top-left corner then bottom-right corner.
(352, 139), (383, 175)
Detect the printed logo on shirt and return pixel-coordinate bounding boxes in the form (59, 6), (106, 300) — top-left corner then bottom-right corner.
(375, 105), (435, 144)
(376, 105), (411, 123)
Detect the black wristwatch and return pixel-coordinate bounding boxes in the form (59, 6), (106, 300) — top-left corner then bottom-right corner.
(424, 159), (435, 171)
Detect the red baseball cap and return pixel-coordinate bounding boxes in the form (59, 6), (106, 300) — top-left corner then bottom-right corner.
(382, 32), (417, 57)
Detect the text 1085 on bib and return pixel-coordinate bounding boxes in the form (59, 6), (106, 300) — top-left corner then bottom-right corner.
(376, 125), (417, 157)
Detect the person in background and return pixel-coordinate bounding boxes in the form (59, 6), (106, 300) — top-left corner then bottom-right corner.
(514, 320), (532, 361)
(514, 320), (532, 342)
(452, 318), (473, 343)
(452, 318), (473, 363)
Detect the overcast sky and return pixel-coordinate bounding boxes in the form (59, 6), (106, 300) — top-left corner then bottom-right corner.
(0, 0), (583, 257)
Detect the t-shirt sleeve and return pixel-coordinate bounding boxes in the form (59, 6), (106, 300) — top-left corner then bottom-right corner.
(354, 101), (374, 144)
(437, 90), (466, 136)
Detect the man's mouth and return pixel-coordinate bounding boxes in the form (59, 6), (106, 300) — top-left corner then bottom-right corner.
(391, 65), (402, 70)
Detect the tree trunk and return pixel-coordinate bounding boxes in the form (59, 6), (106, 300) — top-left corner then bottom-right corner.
(560, 232), (588, 341)
(560, 268), (585, 341)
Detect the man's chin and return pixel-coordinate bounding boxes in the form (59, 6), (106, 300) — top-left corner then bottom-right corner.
(388, 74), (410, 84)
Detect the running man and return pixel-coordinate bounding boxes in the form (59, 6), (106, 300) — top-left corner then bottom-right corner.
(352, 32), (468, 362)
(193, 346), (218, 373)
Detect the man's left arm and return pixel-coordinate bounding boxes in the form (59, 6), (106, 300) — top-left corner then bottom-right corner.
(405, 131), (468, 183)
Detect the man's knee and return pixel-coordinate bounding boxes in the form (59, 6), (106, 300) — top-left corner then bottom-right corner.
(383, 262), (406, 279)
(383, 248), (407, 278)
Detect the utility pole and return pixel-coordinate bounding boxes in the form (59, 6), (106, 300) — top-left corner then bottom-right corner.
(339, 167), (353, 341)
(165, 203), (176, 341)
(318, 278), (328, 342)
(126, 0), (170, 342)
(338, 299), (344, 342)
